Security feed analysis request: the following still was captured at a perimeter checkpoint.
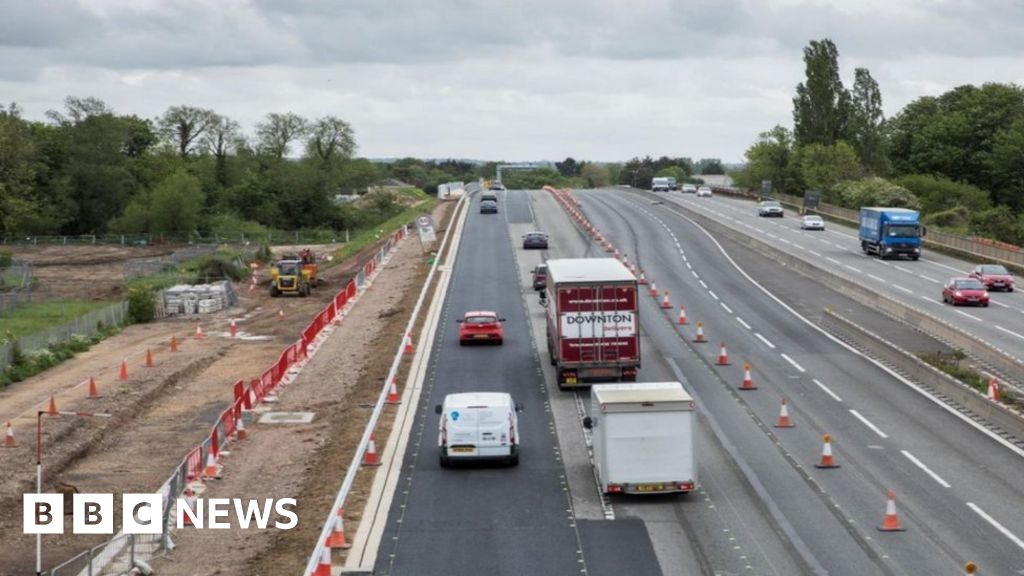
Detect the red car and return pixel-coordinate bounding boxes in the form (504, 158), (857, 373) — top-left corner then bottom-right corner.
(970, 264), (1015, 292)
(458, 311), (505, 345)
(942, 277), (990, 307)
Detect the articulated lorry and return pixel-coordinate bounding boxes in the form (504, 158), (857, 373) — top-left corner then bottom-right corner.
(584, 382), (697, 495)
(859, 207), (924, 260)
(543, 258), (640, 388)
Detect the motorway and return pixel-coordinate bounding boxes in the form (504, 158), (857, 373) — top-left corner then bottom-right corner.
(372, 187), (1024, 575)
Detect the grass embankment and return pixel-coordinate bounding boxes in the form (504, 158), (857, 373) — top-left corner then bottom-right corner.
(1, 301), (112, 341)
(918, 350), (1020, 409)
(330, 194), (437, 265)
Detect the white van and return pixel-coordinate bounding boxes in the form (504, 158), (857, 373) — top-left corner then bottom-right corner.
(436, 392), (522, 467)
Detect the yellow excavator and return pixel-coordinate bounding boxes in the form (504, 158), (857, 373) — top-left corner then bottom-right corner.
(270, 259), (312, 297)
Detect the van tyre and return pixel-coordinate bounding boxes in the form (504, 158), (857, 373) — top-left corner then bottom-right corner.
(440, 453), (450, 468)
(508, 452), (519, 467)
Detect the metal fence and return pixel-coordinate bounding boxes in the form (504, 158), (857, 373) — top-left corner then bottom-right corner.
(1, 260), (34, 316)
(2, 230), (351, 247)
(1, 302), (129, 371)
(122, 244), (219, 279)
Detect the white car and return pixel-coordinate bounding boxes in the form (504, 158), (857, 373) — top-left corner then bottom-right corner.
(436, 392), (522, 467)
(696, 186), (713, 197)
(681, 184), (697, 194)
(758, 201), (784, 217)
(800, 215), (825, 230)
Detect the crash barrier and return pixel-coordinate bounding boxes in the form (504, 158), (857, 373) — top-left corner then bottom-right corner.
(43, 225), (411, 576)
(302, 194), (467, 575)
(1, 301), (129, 372)
(820, 309), (1024, 442)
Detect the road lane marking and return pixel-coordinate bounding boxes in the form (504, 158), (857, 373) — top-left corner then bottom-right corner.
(996, 325), (1024, 340)
(844, 265), (862, 273)
(990, 300), (1010, 309)
(755, 333), (776, 349)
(893, 284), (914, 294)
(699, 280), (708, 289)
(954, 310), (982, 322)
(849, 409), (888, 438)
(895, 265), (914, 274)
(709, 290), (720, 300)
(809, 250), (822, 257)
(900, 450), (951, 488)
(922, 296), (942, 305)
(692, 270), (699, 279)
(868, 274), (886, 283)
(779, 238), (791, 244)
(780, 353), (805, 372)
(826, 257), (841, 265)
(920, 258), (963, 274)
(812, 379), (842, 402)
(736, 317), (752, 330)
(967, 502), (1024, 552)
(720, 303), (733, 314)
(918, 274), (939, 283)
(686, 262), (692, 270)
(793, 244), (806, 250)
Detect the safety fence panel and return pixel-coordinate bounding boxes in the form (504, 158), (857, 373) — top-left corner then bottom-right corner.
(2, 301), (129, 371)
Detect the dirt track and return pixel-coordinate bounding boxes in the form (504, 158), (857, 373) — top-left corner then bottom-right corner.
(0, 210), (448, 575)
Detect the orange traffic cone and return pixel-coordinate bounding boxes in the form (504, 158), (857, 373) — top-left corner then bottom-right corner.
(3, 422), (15, 448)
(386, 378), (401, 405)
(638, 271), (648, 285)
(145, 348), (154, 367)
(694, 322), (706, 343)
(404, 334), (414, 355)
(235, 417), (247, 441)
(203, 452), (222, 479)
(988, 377), (999, 402)
(660, 291), (671, 309)
(815, 434), (840, 469)
(170, 335), (179, 352)
(229, 319), (238, 338)
(677, 306), (688, 325)
(87, 377), (101, 399)
(613, 249), (621, 260)
(878, 490), (906, 531)
(327, 508), (352, 549)
(119, 358), (129, 380)
(312, 546), (332, 576)
(46, 396), (58, 416)
(775, 398), (794, 427)
(195, 324), (205, 340)
(180, 487), (196, 526)
(649, 281), (658, 298)
(964, 562), (978, 575)
(716, 342), (731, 365)
(362, 433), (382, 467)
(740, 363), (757, 390)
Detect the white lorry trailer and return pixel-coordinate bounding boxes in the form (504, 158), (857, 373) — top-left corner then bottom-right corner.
(584, 382), (696, 495)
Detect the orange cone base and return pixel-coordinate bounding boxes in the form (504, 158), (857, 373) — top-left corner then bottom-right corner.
(815, 459), (840, 469)
(717, 358), (731, 366)
(878, 519), (906, 532)
(694, 335), (706, 343)
(775, 417), (794, 428)
(739, 382), (757, 391)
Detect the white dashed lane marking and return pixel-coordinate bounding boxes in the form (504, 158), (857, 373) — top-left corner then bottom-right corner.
(755, 333), (776, 349)
(844, 265), (862, 273)
(955, 310), (982, 322)
(720, 303), (733, 314)
(901, 450), (951, 488)
(736, 317), (752, 330)
(813, 379), (843, 402)
(780, 353), (805, 372)
(849, 409), (888, 438)
(868, 274), (886, 283)
(967, 503), (1024, 552)
(996, 325), (1024, 340)
(893, 284), (914, 294)
(826, 257), (841, 265)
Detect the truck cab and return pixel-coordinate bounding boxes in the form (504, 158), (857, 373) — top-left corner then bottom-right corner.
(651, 177), (671, 192)
(859, 207), (924, 260)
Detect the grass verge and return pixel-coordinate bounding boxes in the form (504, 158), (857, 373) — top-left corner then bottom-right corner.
(1, 301), (113, 341)
(1, 321), (122, 387)
(329, 198), (438, 265)
(918, 350), (1019, 409)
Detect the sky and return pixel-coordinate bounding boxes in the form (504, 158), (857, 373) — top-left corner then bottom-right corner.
(2, 0), (1024, 163)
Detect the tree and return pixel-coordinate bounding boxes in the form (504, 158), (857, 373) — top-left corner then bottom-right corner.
(799, 141), (862, 194)
(656, 166), (686, 182)
(894, 174), (991, 215)
(256, 112), (308, 159)
(848, 68), (887, 175)
(45, 96), (113, 126)
(694, 158), (724, 175)
(580, 163), (610, 188)
(556, 157), (580, 177)
(989, 117), (1024, 210)
(739, 126), (800, 195)
(832, 177), (920, 210)
(158, 105), (215, 157)
(306, 116), (356, 165)
(201, 114), (242, 186)
(793, 39), (851, 146)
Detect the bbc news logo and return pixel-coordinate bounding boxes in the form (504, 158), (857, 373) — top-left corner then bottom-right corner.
(24, 494), (298, 534)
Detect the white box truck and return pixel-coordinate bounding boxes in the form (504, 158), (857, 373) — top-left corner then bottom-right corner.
(584, 382), (696, 494)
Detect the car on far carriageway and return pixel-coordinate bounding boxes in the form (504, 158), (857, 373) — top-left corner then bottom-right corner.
(942, 277), (990, 307)
(758, 200), (784, 217)
(696, 186), (713, 197)
(522, 231), (548, 249)
(480, 199), (498, 214)
(970, 264), (1014, 292)
(458, 311), (506, 344)
(800, 215), (825, 230)
(681, 183), (697, 194)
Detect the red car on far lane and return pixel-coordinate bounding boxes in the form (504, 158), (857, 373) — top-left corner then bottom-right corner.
(942, 277), (990, 307)
(969, 264), (1015, 292)
(458, 311), (506, 345)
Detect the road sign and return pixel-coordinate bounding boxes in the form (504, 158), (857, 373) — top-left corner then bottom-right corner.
(803, 191), (820, 210)
(416, 214), (436, 244)
(761, 180), (773, 200)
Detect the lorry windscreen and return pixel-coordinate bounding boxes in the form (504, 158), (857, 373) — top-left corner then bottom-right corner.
(886, 225), (919, 237)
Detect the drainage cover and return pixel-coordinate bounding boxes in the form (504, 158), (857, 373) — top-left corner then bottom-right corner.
(258, 412), (316, 424)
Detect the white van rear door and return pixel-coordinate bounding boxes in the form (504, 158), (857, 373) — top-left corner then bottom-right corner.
(474, 406), (510, 449)
(446, 408), (478, 455)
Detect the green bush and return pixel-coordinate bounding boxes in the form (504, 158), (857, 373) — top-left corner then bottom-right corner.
(127, 286), (157, 323)
(923, 206), (970, 230)
(969, 206), (1022, 245)
(1, 325), (119, 388)
(832, 177), (921, 210)
(0, 249), (12, 268)
(192, 256), (246, 283)
(894, 174), (991, 214)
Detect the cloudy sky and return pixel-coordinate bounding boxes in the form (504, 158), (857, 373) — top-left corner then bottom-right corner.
(3, 0), (1024, 163)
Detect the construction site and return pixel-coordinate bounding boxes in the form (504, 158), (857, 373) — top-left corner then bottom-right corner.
(0, 200), (452, 576)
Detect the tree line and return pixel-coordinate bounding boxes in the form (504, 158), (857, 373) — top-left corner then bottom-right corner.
(734, 39), (1024, 244)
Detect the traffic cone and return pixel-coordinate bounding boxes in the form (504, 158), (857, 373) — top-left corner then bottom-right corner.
(180, 487), (196, 526)
(47, 396), (58, 416)
(362, 433), (382, 466)
(229, 319), (238, 338)
(145, 348), (154, 367)
(694, 322), (706, 343)
(775, 398), (794, 427)
(964, 562), (978, 575)
(203, 452), (222, 479)
(3, 422), (14, 448)
(716, 342), (731, 365)
(988, 377), (999, 402)
(87, 377), (100, 399)
(649, 281), (658, 298)
(660, 290), (672, 309)
(878, 490), (906, 531)
(312, 546), (332, 576)
(235, 417), (247, 441)
(677, 306), (688, 325)
(404, 334), (414, 355)
(119, 358), (129, 380)
(327, 508), (352, 549)
(278, 309), (285, 320)
(195, 324), (205, 340)
(815, 434), (840, 469)
(386, 378), (401, 405)
(638, 271), (648, 285)
(170, 335), (179, 352)
(613, 249), (621, 260)
(740, 363), (757, 390)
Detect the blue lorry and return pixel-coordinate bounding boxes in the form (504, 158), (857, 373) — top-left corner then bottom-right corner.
(859, 207), (924, 260)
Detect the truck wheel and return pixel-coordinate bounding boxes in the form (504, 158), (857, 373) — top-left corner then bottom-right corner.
(911, 256), (919, 261)
(508, 451), (519, 467)
(270, 285), (279, 297)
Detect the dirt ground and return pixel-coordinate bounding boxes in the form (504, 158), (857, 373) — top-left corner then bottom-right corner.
(0, 208), (449, 575)
(9, 244), (175, 301)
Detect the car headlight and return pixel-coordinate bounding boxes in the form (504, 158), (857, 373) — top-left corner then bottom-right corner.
(955, 291), (963, 297)
(913, 248), (920, 253)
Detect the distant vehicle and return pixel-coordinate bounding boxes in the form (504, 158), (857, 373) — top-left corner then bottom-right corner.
(522, 232), (549, 250)
(584, 382), (696, 495)
(481, 191), (498, 202)
(543, 258), (640, 388)
(666, 177), (679, 191)
(681, 184), (697, 194)
(800, 215), (825, 230)
(532, 263), (548, 291)
(943, 277), (989, 306)
(970, 264), (1014, 292)
(488, 182), (506, 191)
(696, 186), (713, 198)
(436, 392), (522, 467)
(651, 177), (671, 192)
(758, 200), (784, 217)
(859, 207), (923, 260)
(480, 199), (498, 214)
(457, 311), (505, 345)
